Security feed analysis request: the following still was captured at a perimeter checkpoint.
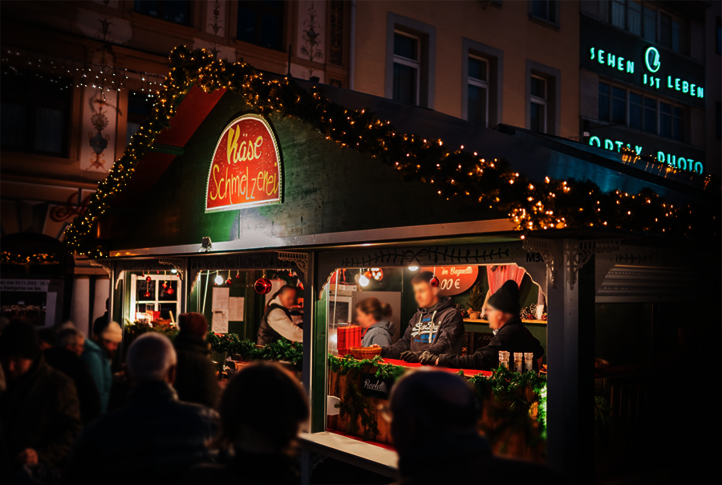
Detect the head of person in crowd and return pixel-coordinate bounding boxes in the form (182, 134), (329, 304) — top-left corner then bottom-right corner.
(213, 361), (308, 455)
(0, 320), (41, 380)
(269, 285), (297, 311)
(355, 297), (392, 330)
(96, 320), (123, 355)
(388, 369), (479, 454)
(127, 332), (177, 385)
(56, 328), (85, 357)
(411, 271), (440, 309)
(485, 280), (520, 331)
(178, 312), (208, 339)
(38, 326), (56, 351)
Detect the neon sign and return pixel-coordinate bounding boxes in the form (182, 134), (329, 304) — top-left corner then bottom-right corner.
(588, 136), (703, 174)
(588, 46), (704, 99)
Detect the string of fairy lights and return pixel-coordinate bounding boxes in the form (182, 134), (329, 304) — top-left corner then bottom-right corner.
(63, 45), (720, 258)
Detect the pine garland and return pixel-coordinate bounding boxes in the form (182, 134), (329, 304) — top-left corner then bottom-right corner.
(64, 46), (720, 258)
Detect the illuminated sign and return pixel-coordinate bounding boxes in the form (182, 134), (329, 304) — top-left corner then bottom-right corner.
(588, 136), (703, 174)
(205, 114), (282, 213)
(588, 46), (703, 99)
(420, 265), (479, 296)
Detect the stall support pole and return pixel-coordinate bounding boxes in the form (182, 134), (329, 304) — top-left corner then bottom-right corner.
(546, 241), (595, 484)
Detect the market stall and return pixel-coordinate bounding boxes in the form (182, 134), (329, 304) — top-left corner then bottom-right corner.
(67, 47), (719, 483)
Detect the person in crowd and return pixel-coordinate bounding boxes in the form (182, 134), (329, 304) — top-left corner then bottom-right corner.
(38, 326), (56, 351)
(388, 369), (562, 484)
(0, 320), (81, 477)
(419, 280), (544, 369)
(381, 271), (464, 363)
(62, 333), (219, 485)
(183, 361), (309, 485)
(173, 312), (220, 408)
(45, 328), (101, 424)
(81, 320), (122, 413)
(356, 297), (395, 347)
(92, 298), (110, 336)
(257, 285), (303, 345)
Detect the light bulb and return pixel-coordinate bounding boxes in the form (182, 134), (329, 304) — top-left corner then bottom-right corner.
(171, 269), (177, 274)
(408, 265), (419, 271)
(359, 275), (370, 287)
(214, 274), (224, 285)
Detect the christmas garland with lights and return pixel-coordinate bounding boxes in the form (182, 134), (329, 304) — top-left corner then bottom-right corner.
(64, 46), (719, 258)
(1, 251), (60, 265)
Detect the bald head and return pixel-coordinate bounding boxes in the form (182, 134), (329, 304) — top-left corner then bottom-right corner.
(389, 369), (479, 451)
(127, 333), (177, 384)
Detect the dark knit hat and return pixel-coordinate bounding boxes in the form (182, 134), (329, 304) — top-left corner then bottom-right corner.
(487, 280), (520, 315)
(0, 320), (40, 360)
(178, 313), (208, 338)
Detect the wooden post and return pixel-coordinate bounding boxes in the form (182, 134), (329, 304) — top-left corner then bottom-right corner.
(546, 240), (595, 484)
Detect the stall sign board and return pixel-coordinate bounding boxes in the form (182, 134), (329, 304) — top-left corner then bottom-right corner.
(421, 265), (479, 296)
(360, 373), (393, 400)
(205, 114), (282, 213)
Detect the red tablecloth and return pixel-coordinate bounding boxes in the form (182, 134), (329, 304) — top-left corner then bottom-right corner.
(380, 358), (492, 378)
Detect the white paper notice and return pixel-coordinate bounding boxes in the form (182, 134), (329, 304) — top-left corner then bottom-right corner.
(212, 310), (229, 334)
(45, 292), (57, 327)
(229, 297), (245, 321)
(212, 287), (230, 311)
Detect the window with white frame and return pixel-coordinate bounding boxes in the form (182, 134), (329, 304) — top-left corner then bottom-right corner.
(130, 273), (182, 322)
(392, 32), (421, 105)
(530, 0), (559, 24)
(530, 76), (547, 133)
(467, 56), (489, 127)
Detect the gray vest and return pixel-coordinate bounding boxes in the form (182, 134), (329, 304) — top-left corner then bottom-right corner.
(256, 304), (292, 346)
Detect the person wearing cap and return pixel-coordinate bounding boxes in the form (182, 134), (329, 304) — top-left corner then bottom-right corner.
(173, 313), (220, 408)
(82, 320), (123, 413)
(419, 280), (544, 370)
(0, 320), (81, 473)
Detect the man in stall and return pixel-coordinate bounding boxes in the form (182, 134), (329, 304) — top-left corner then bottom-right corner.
(380, 271), (464, 363)
(419, 280), (544, 369)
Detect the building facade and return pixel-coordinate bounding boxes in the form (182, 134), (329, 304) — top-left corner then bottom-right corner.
(578, 0), (719, 178)
(0, 0), (352, 334)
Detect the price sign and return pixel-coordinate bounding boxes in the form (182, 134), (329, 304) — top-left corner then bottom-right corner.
(421, 265), (479, 296)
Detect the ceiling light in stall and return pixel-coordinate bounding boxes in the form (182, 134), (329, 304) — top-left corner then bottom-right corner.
(359, 269), (370, 287)
(214, 273), (224, 285)
(171, 269), (177, 274)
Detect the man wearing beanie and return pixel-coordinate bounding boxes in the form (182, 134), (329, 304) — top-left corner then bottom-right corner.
(419, 280), (544, 370)
(0, 320), (81, 474)
(82, 321), (123, 413)
(173, 313), (219, 408)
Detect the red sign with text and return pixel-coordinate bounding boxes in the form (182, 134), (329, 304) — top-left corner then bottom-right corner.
(205, 114), (282, 212)
(421, 265), (479, 296)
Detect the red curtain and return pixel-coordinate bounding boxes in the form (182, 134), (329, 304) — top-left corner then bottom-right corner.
(486, 264), (526, 294)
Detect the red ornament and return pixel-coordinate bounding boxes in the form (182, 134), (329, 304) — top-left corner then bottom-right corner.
(145, 275), (152, 283)
(162, 282), (168, 289)
(166, 287), (175, 295)
(254, 277), (272, 295)
(430, 275), (440, 287)
(225, 278), (233, 286)
(144, 291), (151, 298)
(364, 270), (372, 279)
(371, 268), (384, 281)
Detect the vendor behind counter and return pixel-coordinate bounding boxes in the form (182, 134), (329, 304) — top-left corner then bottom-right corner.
(257, 285), (303, 346)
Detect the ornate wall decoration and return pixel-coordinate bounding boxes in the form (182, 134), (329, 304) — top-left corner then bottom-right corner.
(206, 0), (225, 37)
(329, 0), (344, 65)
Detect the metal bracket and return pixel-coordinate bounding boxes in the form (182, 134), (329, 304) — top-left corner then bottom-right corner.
(565, 239), (621, 290)
(90, 260), (112, 277)
(159, 258), (185, 280)
(523, 238), (560, 289)
(277, 251), (308, 275)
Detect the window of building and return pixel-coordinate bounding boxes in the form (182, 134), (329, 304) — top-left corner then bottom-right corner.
(392, 32), (420, 105)
(236, 0), (285, 51)
(530, 0), (558, 24)
(643, 6), (656, 42)
(644, 97), (657, 135)
(467, 56), (489, 127)
(126, 91), (154, 147)
(134, 0), (191, 26)
(530, 76), (547, 133)
(627, 1), (642, 35)
(1, 71), (71, 157)
(598, 82), (687, 141)
(611, 0), (626, 29)
(130, 274), (182, 321)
